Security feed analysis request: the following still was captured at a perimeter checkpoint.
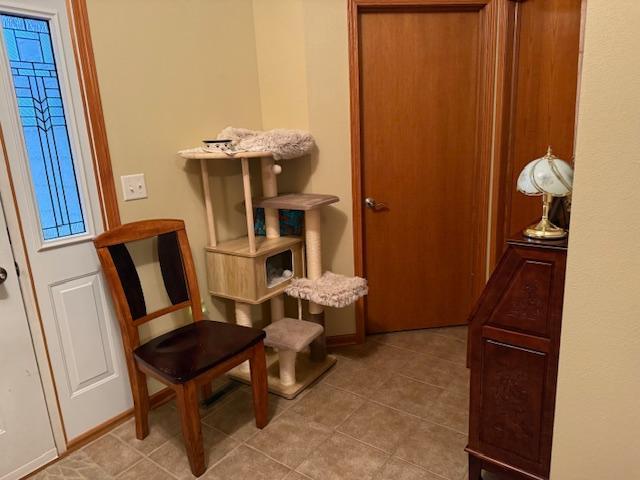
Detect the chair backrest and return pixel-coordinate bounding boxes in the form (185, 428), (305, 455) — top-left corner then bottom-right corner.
(94, 219), (203, 350)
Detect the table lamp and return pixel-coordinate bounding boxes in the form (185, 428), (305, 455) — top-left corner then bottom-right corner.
(517, 146), (574, 239)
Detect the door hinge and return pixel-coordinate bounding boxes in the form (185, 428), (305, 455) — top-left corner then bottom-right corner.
(15, 261), (20, 277)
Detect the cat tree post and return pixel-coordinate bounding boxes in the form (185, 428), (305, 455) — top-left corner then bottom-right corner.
(200, 159), (217, 247)
(234, 302), (252, 327)
(260, 157), (280, 238)
(304, 208), (327, 361)
(260, 157), (285, 322)
(261, 157), (295, 384)
(236, 157), (256, 329)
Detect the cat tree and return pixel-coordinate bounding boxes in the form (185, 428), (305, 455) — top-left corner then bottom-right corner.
(178, 146), (365, 398)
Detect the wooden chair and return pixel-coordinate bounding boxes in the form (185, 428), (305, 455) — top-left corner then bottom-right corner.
(94, 219), (268, 477)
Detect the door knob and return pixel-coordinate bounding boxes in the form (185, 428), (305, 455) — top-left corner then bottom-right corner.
(0, 267), (7, 285)
(365, 197), (387, 210)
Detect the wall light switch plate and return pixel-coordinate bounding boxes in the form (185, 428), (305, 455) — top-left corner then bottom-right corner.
(121, 174), (148, 201)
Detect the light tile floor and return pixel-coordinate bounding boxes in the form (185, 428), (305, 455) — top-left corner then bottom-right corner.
(34, 327), (484, 480)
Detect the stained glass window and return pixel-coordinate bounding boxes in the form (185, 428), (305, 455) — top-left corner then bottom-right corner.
(1, 14), (85, 240)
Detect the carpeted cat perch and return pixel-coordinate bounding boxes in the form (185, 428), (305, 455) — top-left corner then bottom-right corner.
(285, 272), (368, 308)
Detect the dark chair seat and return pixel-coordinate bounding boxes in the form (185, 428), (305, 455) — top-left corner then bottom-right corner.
(134, 320), (265, 383)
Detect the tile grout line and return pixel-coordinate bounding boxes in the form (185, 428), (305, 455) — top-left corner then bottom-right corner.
(332, 429), (392, 457)
(106, 389), (242, 477)
(395, 371), (470, 396)
(393, 453), (454, 480)
(369, 338), (467, 361)
(204, 442), (245, 474)
(108, 419), (247, 479)
(322, 379), (469, 436)
(199, 391), (308, 475)
(105, 431), (180, 479)
(369, 328), (467, 346)
(367, 397), (469, 436)
(243, 443), (294, 472)
(292, 430), (391, 480)
(63, 444), (121, 480)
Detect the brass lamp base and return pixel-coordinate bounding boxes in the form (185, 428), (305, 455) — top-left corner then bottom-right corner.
(523, 218), (567, 239)
(523, 193), (568, 240)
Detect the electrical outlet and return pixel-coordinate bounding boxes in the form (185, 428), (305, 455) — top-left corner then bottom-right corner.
(121, 174), (147, 201)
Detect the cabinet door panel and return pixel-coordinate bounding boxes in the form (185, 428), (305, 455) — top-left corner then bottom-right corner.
(479, 339), (546, 464)
(488, 259), (554, 337)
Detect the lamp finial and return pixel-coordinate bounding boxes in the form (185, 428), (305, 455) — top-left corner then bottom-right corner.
(546, 145), (553, 156)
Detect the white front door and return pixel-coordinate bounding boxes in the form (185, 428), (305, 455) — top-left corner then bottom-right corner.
(0, 0), (131, 440)
(0, 198), (56, 480)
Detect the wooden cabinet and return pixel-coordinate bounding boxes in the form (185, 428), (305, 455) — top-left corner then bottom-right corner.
(466, 234), (568, 479)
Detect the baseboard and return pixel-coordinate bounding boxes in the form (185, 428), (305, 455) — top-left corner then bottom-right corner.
(326, 333), (358, 347)
(65, 387), (175, 452)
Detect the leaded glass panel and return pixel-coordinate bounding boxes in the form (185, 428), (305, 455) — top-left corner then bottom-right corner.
(1, 13), (86, 240)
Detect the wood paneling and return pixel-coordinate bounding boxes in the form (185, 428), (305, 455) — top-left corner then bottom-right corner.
(492, 0), (582, 264)
(351, 1), (497, 333)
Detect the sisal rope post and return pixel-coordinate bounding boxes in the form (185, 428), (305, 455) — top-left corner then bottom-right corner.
(241, 157), (256, 254)
(260, 157), (280, 239)
(278, 349), (297, 387)
(305, 209), (323, 314)
(260, 157), (286, 323)
(235, 301), (252, 371)
(235, 301), (252, 327)
(200, 159), (217, 247)
(270, 295), (285, 322)
(304, 208), (326, 361)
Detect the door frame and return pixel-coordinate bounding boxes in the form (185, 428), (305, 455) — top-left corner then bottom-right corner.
(67, 0), (120, 230)
(348, 0), (501, 341)
(0, 0), (119, 453)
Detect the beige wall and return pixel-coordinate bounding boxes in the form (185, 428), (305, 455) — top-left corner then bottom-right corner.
(551, 1), (640, 477)
(88, 0), (356, 349)
(252, 0), (355, 335)
(87, 0), (264, 391)
(253, 0), (309, 130)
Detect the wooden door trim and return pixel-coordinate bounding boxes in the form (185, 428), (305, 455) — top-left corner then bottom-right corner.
(67, 0), (120, 229)
(490, 0), (522, 268)
(348, 0), (499, 342)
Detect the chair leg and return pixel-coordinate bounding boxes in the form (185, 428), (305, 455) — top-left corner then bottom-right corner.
(175, 382), (205, 477)
(249, 341), (269, 429)
(130, 368), (149, 440)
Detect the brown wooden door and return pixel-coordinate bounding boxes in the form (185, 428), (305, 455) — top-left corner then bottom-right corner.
(357, 4), (496, 333)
